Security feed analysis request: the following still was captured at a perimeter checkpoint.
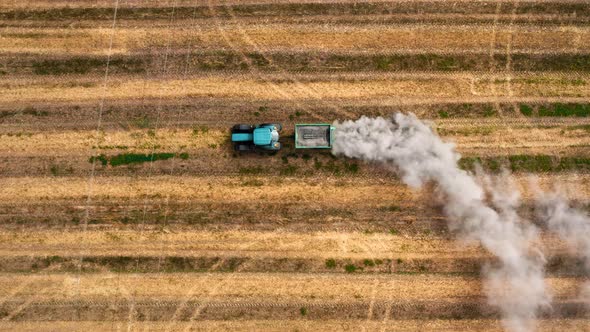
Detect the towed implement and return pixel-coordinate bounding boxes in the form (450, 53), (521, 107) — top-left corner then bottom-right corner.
(295, 124), (335, 149)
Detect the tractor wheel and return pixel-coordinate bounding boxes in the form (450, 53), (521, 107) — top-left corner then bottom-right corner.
(235, 144), (253, 152)
(232, 124), (253, 133)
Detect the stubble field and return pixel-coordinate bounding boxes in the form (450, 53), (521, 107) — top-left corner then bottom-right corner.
(0, 1), (590, 331)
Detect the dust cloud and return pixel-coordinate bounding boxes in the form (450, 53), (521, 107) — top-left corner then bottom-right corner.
(534, 186), (590, 306)
(332, 113), (550, 332)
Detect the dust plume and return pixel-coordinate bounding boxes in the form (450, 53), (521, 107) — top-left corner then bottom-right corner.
(534, 186), (590, 305)
(332, 114), (550, 331)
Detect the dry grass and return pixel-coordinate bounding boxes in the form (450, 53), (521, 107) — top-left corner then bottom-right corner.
(0, 229), (574, 260)
(0, 129), (225, 156)
(0, 0), (365, 9)
(0, 25), (586, 55)
(1, 174), (590, 202)
(0, 76), (470, 102)
(0, 176), (416, 202)
(1, 73), (589, 104)
(0, 229), (485, 259)
(0, 273), (582, 301)
(1, 320), (589, 332)
(443, 125), (590, 157)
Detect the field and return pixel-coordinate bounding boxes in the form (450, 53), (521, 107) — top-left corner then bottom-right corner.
(1, 1), (590, 331)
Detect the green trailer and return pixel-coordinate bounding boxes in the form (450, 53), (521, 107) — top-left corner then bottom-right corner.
(295, 124), (335, 149)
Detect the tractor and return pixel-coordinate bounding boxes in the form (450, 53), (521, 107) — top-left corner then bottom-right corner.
(231, 123), (282, 151)
(231, 123), (335, 152)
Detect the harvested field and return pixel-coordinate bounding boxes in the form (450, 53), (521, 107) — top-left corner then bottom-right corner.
(1, 1), (589, 331)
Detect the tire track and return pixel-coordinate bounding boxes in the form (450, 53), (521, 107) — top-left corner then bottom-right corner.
(76, 0), (120, 320)
(488, 2), (504, 117)
(223, 0), (358, 121)
(1, 285), (52, 322)
(165, 231), (284, 331)
(162, 246), (254, 332)
(378, 292), (394, 332)
(138, 0), (178, 235)
(206, 0), (329, 122)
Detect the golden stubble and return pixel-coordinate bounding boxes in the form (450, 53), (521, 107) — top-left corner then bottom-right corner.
(0, 25), (586, 54)
(1, 174), (589, 202)
(0, 273), (582, 302)
(0, 129), (226, 156)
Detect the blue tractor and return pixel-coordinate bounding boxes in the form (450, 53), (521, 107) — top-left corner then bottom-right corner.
(231, 123), (282, 151)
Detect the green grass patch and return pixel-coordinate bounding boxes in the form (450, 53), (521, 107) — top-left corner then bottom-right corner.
(32, 57), (145, 75)
(564, 125), (590, 133)
(344, 264), (358, 273)
(49, 164), (74, 176)
(192, 125), (209, 136)
(313, 158), (323, 170)
(322, 160), (341, 175)
(380, 205), (401, 212)
(458, 156), (502, 173)
(241, 179), (264, 187)
(436, 56), (458, 70)
(89, 152), (185, 167)
(374, 56), (392, 70)
(519, 104), (533, 116)
(132, 116), (153, 129)
(483, 105), (496, 117)
(50, 165), (59, 176)
(556, 157), (590, 171)
(89, 154), (108, 166)
(325, 259), (336, 269)
(280, 165), (298, 176)
(343, 162), (359, 173)
(459, 155), (590, 173)
(438, 127), (495, 136)
(438, 111), (449, 118)
(238, 166), (265, 175)
(433, 103), (590, 119)
(92, 145), (129, 150)
(21, 106), (49, 117)
(507, 155), (553, 172)
(538, 103), (590, 117)
(109, 153), (175, 166)
(458, 157), (482, 171)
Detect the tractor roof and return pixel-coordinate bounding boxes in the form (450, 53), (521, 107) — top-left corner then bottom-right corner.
(253, 127), (272, 146)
